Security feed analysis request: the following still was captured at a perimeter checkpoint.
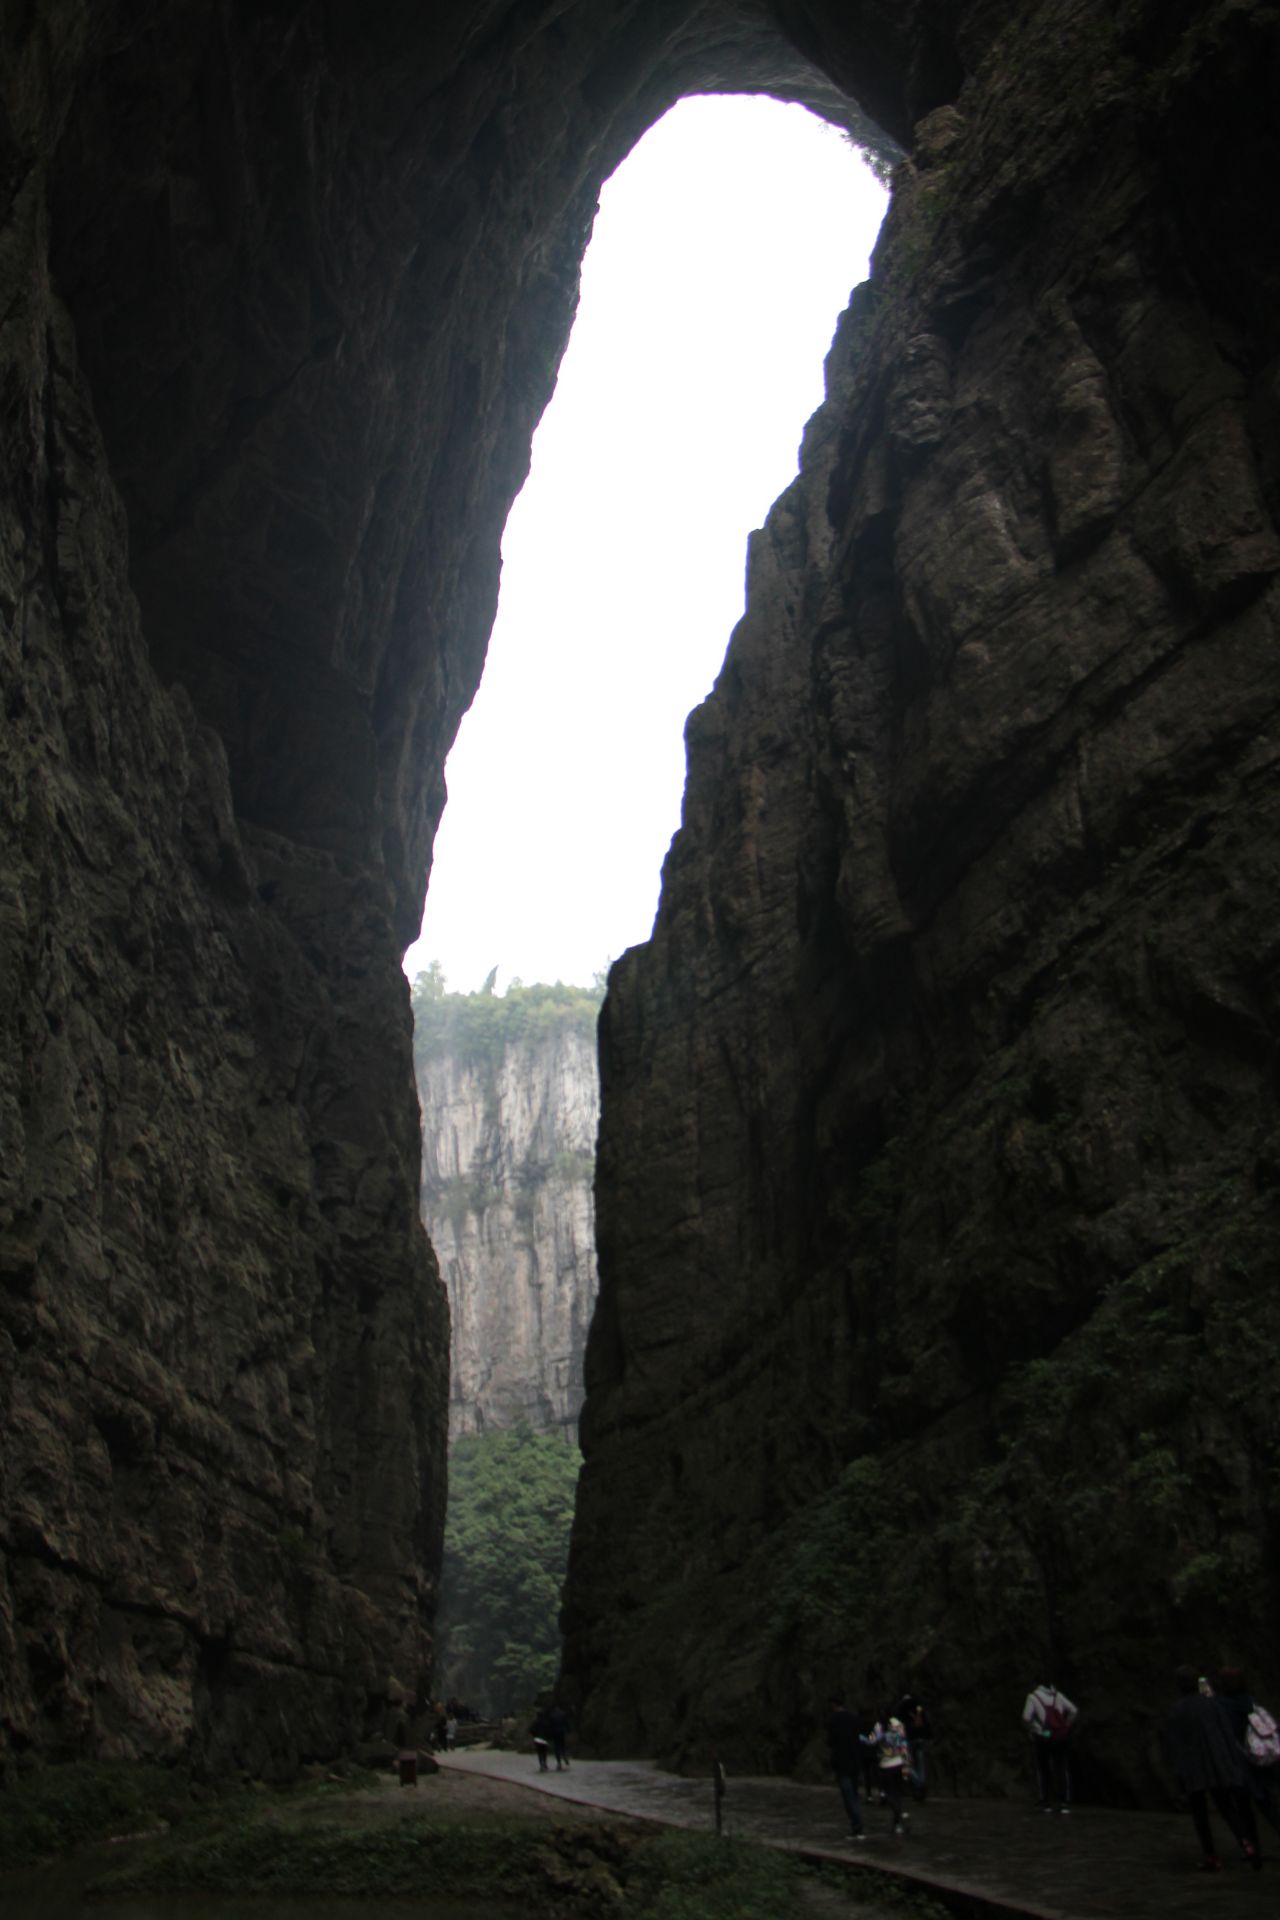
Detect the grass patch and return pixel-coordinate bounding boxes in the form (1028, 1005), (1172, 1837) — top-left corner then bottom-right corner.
(625, 1830), (804, 1920)
(10, 1767), (957, 1919)
(86, 1804), (924, 1920)
(0, 1761), (209, 1867)
(92, 1816), (622, 1904)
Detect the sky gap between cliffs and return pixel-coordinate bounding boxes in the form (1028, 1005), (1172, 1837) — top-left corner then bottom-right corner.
(404, 94), (888, 995)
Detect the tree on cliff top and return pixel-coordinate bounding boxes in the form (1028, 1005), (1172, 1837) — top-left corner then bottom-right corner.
(410, 965), (604, 1077)
(435, 1423), (581, 1717)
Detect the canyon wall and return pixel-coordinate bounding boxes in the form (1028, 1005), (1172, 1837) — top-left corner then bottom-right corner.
(563, 0), (1280, 1803)
(413, 983), (600, 1438)
(2, 0), (1277, 1792)
(0, 0), (887, 1771)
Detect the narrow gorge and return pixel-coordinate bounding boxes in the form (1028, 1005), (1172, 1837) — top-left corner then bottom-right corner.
(2, 0), (1278, 1804)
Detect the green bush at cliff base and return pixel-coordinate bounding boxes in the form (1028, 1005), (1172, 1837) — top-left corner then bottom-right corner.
(94, 1816), (601, 1901)
(93, 1814), (927, 1920)
(626, 1832), (797, 1920)
(768, 1205), (1280, 1749)
(0, 1760), (214, 1866)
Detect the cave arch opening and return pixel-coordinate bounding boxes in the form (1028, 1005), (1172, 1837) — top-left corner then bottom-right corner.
(415, 92), (887, 1723)
(407, 93), (888, 999)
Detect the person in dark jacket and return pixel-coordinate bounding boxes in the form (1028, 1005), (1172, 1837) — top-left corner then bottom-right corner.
(898, 1696), (933, 1801)
(1164, 1665), (1262, 1871)
(548, 1702), (572, 1770)
(854, 1704), (879, 1801)
(827, 1693), (866, 1840)
(1215, 1668), (1280, 1839)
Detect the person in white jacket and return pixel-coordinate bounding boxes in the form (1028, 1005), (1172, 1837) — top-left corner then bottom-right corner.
(1023, 1681), (1078, 1811)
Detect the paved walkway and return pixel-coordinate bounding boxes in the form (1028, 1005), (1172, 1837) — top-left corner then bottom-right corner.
(442, 1749), (1274, 1920)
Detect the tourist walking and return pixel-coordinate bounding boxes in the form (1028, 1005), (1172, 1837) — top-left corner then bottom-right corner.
(826, 1693), (866, 1841)
(532, 1709), (552, 1772)
(548, 1702), (572, 1770)
(903, 1697), (932, 1800)
(855, 1704), (879, 1801)
(1214, 1668), (1280, 1841)
(1022, 1680), (1077, 1811)
(871, 1714), (913, 1835)
(1164, 1665), (1262, 1871)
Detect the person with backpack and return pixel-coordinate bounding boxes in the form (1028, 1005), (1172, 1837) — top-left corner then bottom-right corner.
(1164, 1665), (1262, 1871)
(1215, 1668), (1280, 1839)
(1022, 1681), (1077, 1811)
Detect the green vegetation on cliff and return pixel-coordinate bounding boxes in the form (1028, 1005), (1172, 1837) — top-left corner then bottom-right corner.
(769, 1192), (1280, 1790)
(437, 1424), (581, 1716)
(411, 964), (604, 1078)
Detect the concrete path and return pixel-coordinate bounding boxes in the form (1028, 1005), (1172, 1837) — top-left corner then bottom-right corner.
(441, 1748), (1274, 1920)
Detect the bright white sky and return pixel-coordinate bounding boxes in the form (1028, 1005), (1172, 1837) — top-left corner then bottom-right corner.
(404, 94), (887, 995)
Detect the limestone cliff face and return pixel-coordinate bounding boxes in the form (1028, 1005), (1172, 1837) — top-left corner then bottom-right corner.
(3, 0), (1278, 1794)
(0, 0), (875, 1774)
(415, 1004), (599, 1438)
(562, 2), (1280, 1803)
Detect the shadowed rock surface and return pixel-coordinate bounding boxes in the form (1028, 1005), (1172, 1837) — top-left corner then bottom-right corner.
(2, 0), (1277, 1792)
(0, 0), (890, 1773)
(563, 0), (1280, 1803)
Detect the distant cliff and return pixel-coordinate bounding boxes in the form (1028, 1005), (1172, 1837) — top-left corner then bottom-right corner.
(412, 973), (602, 1439)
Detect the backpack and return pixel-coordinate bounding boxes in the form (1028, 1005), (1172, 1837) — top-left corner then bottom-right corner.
(1246, 1705), (1280, 1767)
(1043, 1696), (1072, 1743)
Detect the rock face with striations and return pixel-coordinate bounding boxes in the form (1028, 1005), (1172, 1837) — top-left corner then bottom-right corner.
(0, 0), (873, 1772)
(2, 0), (1277, 1795)
(413, 983), (600, 1438)
(562, 2), (1280, 1803)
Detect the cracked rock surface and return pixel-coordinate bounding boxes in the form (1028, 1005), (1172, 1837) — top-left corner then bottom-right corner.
(0, 0), (896, 1771)
(563, 1), (1280, 1802)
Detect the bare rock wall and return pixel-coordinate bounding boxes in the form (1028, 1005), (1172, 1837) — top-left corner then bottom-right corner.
(563, 0), (1280, 1803)
(0, 160), (446, 1772)
(418, 1026), (598, 1439)
(0, 0), (908, 1772)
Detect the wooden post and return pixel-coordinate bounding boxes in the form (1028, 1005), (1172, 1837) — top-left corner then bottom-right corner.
(713, 1756), (726, 1835)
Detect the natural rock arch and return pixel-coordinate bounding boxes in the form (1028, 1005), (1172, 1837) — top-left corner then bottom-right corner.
(2, 0), (1278, 1792)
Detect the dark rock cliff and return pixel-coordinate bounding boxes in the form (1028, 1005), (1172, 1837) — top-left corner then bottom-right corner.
(564, 0), (1280, 1802)
(2, 0), (1276, 1790)
(0, 0), (888, 1772)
